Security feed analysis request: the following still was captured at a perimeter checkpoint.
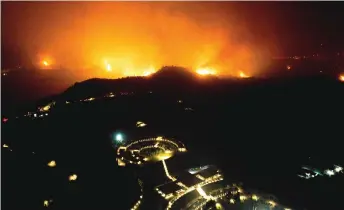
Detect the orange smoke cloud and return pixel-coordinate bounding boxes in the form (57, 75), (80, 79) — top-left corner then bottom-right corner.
(9, 2), (273, 80)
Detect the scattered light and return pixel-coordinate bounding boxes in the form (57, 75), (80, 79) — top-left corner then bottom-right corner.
(215, 203), (222, 209)
(3, 118), (8, 123)
(47, 160), (56, 167)
(229, 199), (235, 204)
(325, 169), (335, 177)
(196, 186), (208, 198)
(116, 133), (123, 142)
(106, 63), (112, 72)
(268, 200), (277, 207)
(239, 195), (247, 202)
(69, 174), (78, 181)
(43, 200), (49, 207)
(252, 194), (259, 201)
(334, 165), (343, 173)
(3, 144), (9, 148)
(39, 104), (51, 112)
(286, 65), (292, 70)
(136, 121), (147, 127)
(84, 97), (95, 101)
(339, 74), (344, 82)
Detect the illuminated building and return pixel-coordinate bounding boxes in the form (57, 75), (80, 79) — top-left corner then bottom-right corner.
(116, 136), (187, 167)
(116, 137), (293, 210)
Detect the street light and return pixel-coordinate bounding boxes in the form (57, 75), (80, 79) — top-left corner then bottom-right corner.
(116, 133), (123, 142)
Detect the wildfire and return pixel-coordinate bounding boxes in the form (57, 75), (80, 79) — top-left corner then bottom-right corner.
(142, 66), (156, 77)
(239, 71), (250, 78)
(142, 71), (154, 76)
(196, 67), (216, 76)
(41, 60), (50, 67)
(106, 63), (112, 72)
(39, 56), (53, 68)
(104, 60), (112, 72)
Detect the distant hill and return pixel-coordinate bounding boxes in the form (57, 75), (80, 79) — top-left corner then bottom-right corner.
(60, 66), (220, 100)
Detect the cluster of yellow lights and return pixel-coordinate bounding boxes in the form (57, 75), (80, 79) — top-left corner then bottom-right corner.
(47, 160), (56, 167)
(39, 105), (51, 112)
(38, 102), (55, 113)
(190, 184), (292, 210)
(27, 89), (138, 119)
(3, 144), (12, 152)
(252, 194), (259, 201)
(83, 97), (95, 102)
(106, 92), (115, 98)
(116, 137), (186, 167)
(131, 179), (144, 210)
(4, 143), (80, 208)
(162, 159), (176, 181)
(69, 174), (78, 181)
(43, 199), (53, 207)
(136, 121), (147, 128)
(196, 186), (214, 200)
(166, 173), (223, 210)
(196, 174), (205, 181)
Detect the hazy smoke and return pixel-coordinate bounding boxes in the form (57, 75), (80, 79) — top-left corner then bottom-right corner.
(3, 2), (274, 80)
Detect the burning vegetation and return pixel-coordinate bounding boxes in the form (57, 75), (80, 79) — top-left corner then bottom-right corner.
(7, 2), (271, 80)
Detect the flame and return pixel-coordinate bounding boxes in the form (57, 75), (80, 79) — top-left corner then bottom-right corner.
(42, 61), (49, 66)
(15, 3), (273, 80)
(142, 66), (156, 76)
(104, 60), (112, 72)
(106, 63), (112, 72)
(239, 71), (250, 78)
(196, 67), (216, 76)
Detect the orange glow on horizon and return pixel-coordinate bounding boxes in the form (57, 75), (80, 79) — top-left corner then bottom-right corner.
(13, 3), (273, 80)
